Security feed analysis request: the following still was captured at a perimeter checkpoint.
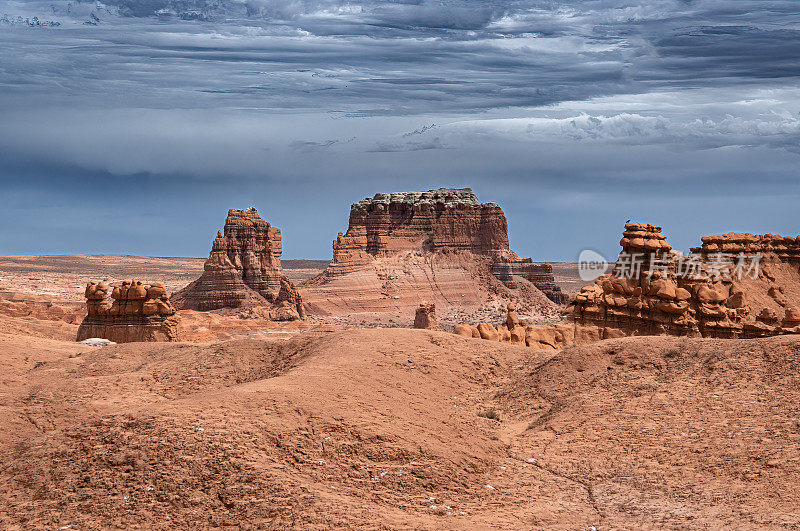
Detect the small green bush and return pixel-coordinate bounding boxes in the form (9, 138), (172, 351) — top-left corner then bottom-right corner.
(478, 408), (501, 421)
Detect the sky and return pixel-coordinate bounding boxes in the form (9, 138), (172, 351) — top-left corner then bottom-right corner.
(1, 0), (799, 261)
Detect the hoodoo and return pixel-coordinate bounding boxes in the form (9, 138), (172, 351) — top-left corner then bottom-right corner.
(173, 208), (305, 319)
(77, 280), (178, 342)
(564, 223), (800, 340)
(456, 222), (800, 349)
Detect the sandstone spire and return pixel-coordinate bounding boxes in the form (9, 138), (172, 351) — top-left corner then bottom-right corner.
(172, 208), (305, 319)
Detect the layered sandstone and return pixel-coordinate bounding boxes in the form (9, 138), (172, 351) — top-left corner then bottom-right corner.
(489, 251), (566, 303)
(690, 232), (800, 261)
(77, 280), (178, 342)
(565, 222), (800, 340)
(453, 222), (800, 349)
(315, 188), (565, 304)
(173, 208), (304, 319)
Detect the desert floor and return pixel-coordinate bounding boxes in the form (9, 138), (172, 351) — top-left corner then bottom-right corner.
(0, 256), (797, 529)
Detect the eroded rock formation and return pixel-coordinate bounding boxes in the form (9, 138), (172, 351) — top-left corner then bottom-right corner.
(489, 254), (566, 303)
(77, 280), (178, 342)
(690, 232), (800, 260)
(320, 188), (565, 303)
(565, 223), (800, 340)
(454, 304), (527, 344)
(453, 222), (800, 349)
(413, 302), (439, 330)
(173, 208), (305, 319)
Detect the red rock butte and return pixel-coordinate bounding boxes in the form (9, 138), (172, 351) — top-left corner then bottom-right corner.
(322, 188), (566, 304)
(172, 208), (304, 319)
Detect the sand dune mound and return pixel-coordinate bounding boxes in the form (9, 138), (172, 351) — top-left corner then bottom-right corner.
(0, 330), (531, 528)
(1, 329), (799, 528)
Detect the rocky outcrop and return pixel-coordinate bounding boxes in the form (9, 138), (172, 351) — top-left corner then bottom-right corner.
(173, 208), (305, 319)
(321, 188), (565, 303)
(489, 251), (566, 303)
(453, 304), (526, 344)
(453, 222), (800, 348)
(690, 233), (800, 261)
(413, 302), (439, 330)
(77, 280), (178, 342)
(565, 222), (800, 340)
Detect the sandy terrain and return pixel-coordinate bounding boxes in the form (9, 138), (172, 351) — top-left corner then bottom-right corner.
(0, 256), (332, 341)
(0, 255), (580, 332)
(0, 255), (580, 301)
(2, 254), (795, 528)
(0, 320), (798, 528)
(301, 252), (563, 329)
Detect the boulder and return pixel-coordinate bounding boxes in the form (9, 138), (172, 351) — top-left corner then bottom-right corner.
(476, 323), (499, 341)
(452, 324), (473, 337)
(413, 302), (440, 330)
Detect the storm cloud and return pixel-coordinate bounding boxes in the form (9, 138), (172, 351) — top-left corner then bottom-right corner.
(1, 0), (799, 259)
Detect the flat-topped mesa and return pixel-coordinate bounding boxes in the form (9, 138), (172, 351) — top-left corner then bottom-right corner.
(77, 280), (178, 342)
(332, 188), (508, 262)
(173, 208), (305, 319)
(326, 188), (565, 303)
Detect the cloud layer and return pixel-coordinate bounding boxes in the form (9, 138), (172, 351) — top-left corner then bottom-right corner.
(1, 0), (800, 259)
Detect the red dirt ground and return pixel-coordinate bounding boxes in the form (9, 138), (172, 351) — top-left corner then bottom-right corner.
(1, 320), (799, 528)
(1, 255), (797, 528)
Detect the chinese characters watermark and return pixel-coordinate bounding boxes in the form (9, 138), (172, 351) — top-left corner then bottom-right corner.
(578, 249), (762, 282)
(613, 251), (761, 280)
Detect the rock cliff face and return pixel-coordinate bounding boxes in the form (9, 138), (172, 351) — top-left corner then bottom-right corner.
(173, 208), (304, 319)
(336, 188), (508, 257)
(489, 251), (566, 303)
(77, 280), (178, 342)
(322, 188), (565, 303)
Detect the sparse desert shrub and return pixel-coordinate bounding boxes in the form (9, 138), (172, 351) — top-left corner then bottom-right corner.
(478, 408), (501, 421)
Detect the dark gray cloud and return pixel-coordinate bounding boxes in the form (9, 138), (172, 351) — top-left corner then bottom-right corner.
(1, 0), (800, 259)
(4, 0), (799, 111)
